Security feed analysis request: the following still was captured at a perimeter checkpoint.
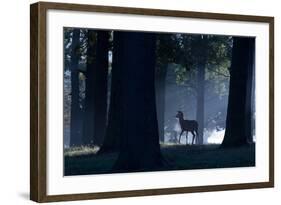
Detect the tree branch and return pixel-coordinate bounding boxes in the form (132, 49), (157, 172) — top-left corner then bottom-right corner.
(209, 68), (230, 78)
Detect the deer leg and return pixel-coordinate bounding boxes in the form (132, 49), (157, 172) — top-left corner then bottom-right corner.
(191, 131), (196, 145)
(179, 130), (184, 144)
(186, 131), (188, 145)
(195, 130), (199, 145)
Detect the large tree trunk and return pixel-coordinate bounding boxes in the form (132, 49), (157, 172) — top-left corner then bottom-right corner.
(155, 65), (167, 143)
(98, 32), (122, 153)
(70, 29), (82, 147)
(245, 41), (255, 143)
(112, 31), (164, 171)
(196, 63), (205, 145)
(195, 35), (207, 145)
(83, 30), (109, 146)
(221, 37), (255, 147)
(82, 30), (96, 145)
(92, 31), (109, 145)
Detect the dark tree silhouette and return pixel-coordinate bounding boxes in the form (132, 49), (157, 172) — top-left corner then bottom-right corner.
(155, 34), (173, 143)
(83, 30), (96, 145)
(92, 31), (109, 145)
(245, 40), (255, 143)
(155, 65), (167, 143)
(83, 30), (109, 146)
(221, 37), (255, 147)
(194, 35), (208, 145)
(70, 29), (82, 146)
(112, 31), (164, 171)
(98, 32), (122, 153)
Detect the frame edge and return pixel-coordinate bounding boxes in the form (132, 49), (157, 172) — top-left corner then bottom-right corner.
(37, 1), (274, 22)
(268, 17), (274, 187)
(30, 2), (40, 202)
(42, 182), (273, 202)
(30, 2), (48, 202)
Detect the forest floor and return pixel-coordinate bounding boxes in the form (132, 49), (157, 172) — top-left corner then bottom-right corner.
(64, 144), (255, 176)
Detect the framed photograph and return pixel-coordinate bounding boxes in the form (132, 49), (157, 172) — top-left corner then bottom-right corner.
(30, 1), (274, 202)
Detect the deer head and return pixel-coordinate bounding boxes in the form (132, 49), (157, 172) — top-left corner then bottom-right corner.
(176, 111), (184, 119)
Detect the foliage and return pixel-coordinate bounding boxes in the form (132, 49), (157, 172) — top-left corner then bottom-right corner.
(174, 64), (187, 84)
(63, 28), (72, 71)
(156, 33), (232, 96)
(64, 146), (100, 157)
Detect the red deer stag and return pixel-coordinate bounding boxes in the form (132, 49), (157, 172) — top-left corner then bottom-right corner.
(176, 111), (198, 145)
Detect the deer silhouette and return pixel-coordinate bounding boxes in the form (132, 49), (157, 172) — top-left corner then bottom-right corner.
(176, 111), (198, 145)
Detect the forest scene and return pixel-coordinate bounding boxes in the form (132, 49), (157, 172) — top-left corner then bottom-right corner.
(63, 28), (256, 176)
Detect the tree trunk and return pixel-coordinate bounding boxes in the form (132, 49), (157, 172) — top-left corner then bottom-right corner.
(98, 32), (122, 153)
(83, 30), (109, 146)
(112, 31), (164, 171)
(92, 31), (109, 145)
(245, 41), (255, 143)
(195, 35), (207, 145)
(221, 37), (255, 147)
(82, 30), (96, 145)
(70, 29), (82, 147)
(155, 65), (167, 143)
(196, 62), (205, 145)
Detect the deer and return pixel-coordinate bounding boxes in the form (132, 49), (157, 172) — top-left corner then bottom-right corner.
(176, 111), (198, 145)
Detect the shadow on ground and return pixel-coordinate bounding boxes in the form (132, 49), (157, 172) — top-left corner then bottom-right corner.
(64, 144), (255, 176)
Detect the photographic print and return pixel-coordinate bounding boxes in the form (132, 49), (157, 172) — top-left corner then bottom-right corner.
(30, 2), (274, 202)
(63, 29), (256, 175)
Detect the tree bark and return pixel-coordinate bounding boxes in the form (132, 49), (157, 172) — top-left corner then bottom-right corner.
(196, 62), (205, 145)
(83, 30), (109, 146)
(155, 65), (168, 143)
(70, 29), (82, 147)
(92, 31), (109, 145)
(245, 40), (255, 143)
(112, 31), (164, 171)
(98, 32), (122, 153)
(82, 30), (96, 145)
(195, 35), (207, 145)
(221, 37), (255, 147)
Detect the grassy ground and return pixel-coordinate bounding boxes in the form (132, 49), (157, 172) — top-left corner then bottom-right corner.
(64, 144), (255, 176)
